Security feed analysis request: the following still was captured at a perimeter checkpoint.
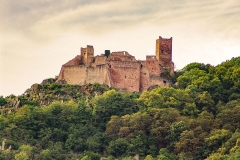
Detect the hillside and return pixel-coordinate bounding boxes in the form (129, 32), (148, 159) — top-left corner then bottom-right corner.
(0, 57), (239, 159)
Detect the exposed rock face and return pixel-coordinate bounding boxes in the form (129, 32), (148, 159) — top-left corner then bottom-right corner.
(57, 36), (174, 92)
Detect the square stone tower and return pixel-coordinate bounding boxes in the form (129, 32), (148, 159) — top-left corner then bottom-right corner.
(156, 36), (172, 69)
(81, 45), (94, 66)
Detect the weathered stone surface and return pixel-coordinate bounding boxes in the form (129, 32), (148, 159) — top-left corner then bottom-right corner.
(57, 36), (174, 92)
(63, 55), (82, 66)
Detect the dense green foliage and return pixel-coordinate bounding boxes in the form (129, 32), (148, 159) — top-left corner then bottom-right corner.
(0, 57), (239, 159)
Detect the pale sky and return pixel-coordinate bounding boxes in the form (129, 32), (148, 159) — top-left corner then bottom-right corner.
(0, 0), (240, 97)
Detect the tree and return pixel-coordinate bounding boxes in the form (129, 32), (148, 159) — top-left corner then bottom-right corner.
(221, 129), (240, 154)
(107, 138), (129, 157)
(38, 149), (53, 160)
(138, 87), (194, 111)
(208, 77), (225, 103)
(197, 111), (214, 133)
(183, 63), (211, 73)
(196, 91), (215, 113)
(130, 134), (149, 157)
(0, 96), (7, 106)
(106, 116), (122, 136)
(0, 114), (6, 130)
(177, 68), (208, 89)
(144, 155), (154, 160)
(81, 155), (91, 160)
(138, 90), (164, 110)
(149, 108), (180, 148)
(166, 121), (190, 151)
(91, 90), (137, 130)
(14, 144), (36, 160)
(129, 112), (152, 134)
(205, 153), (227, 160)
(81, 151), (101, 160)
(205, 129), (232, 151)
(86, 135), (101, 152)
(177, 75), (191, 89)
(157, 148), (177, 160)
(14, 152), (29, 160)
(228, 148), (240, 160)
(174, 130), (199, 157)
(181, 103), (199, 118)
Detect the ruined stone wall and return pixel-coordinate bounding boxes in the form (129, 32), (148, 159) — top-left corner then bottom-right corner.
(58, 66), (87, 84)
(156, 36), (172, 68)
(63, 55), (82, 67)
(81, 45), (94, 66)
(81, 48), (87, 63)
(145, 56), (161, 76)
(109, 62), (140, 92)
(107, 51), (136, 62)
(86, 46), (94, 66)
(92, 55), (107, 67)
(86, 65), (110, 86)
(139, 55), (171, 91)
(111, 51), (130, 56)
(107, 52), (140, 92)
(138, 60), (146, 67)
(148, 75), (171, 87)
(57, 36), (174, 92)
(156, 39), (160, 62)
(140, 66), (150, 91)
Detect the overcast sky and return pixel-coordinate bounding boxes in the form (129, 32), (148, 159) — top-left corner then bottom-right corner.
(1, 0), (240, 97)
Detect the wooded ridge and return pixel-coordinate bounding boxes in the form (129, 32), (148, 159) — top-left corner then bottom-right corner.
(0, 57), (239, 159)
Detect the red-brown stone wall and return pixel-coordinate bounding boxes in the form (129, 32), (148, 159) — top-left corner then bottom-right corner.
(156, 37), (172, 68)
(148, 75), (171, 87)
(92, 55), (107, 67)
(58, 36), (174, 92)
(108, 60), (140, 92)
(140, 66), (150, 91)
(107, 52), (137, 62)
(145, 56), (161, 76)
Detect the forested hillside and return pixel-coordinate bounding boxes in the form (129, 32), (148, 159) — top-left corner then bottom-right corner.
(0, 57), (239, 160)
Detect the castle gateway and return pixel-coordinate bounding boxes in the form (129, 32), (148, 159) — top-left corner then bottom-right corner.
(57, 36), (174, 92)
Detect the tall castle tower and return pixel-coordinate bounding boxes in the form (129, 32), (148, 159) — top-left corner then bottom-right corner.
(81, 45), (94, 66)
(156, 36), (173, 68)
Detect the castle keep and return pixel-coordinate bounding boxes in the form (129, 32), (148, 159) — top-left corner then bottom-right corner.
(57, 36), (174, 92)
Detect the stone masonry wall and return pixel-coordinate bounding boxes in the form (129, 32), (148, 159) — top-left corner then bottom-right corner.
(86, 65), (110, 86)
(140, 66), (150, 91)
(148, 75), (170, 87)
(57, 36), (173, 92)
(145, 56), (161, 76)
(92, 55), (107, 67)
(108, 60), (140, 92)
(156, 36), (173, 69)
(59, 66), (87, 84)
(107, 52), (140, 92)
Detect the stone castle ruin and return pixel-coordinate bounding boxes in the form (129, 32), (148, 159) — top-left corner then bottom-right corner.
(57, 36), (174, 92)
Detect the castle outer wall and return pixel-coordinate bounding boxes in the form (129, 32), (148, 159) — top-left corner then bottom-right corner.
(57, 36), (173, 92)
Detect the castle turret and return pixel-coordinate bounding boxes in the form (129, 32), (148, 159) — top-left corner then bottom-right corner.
(81, 45), (94, 66)
(155, 36), (174, 74)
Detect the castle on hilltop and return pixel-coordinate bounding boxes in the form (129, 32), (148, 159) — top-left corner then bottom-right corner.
(57, 36), (174, 92)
